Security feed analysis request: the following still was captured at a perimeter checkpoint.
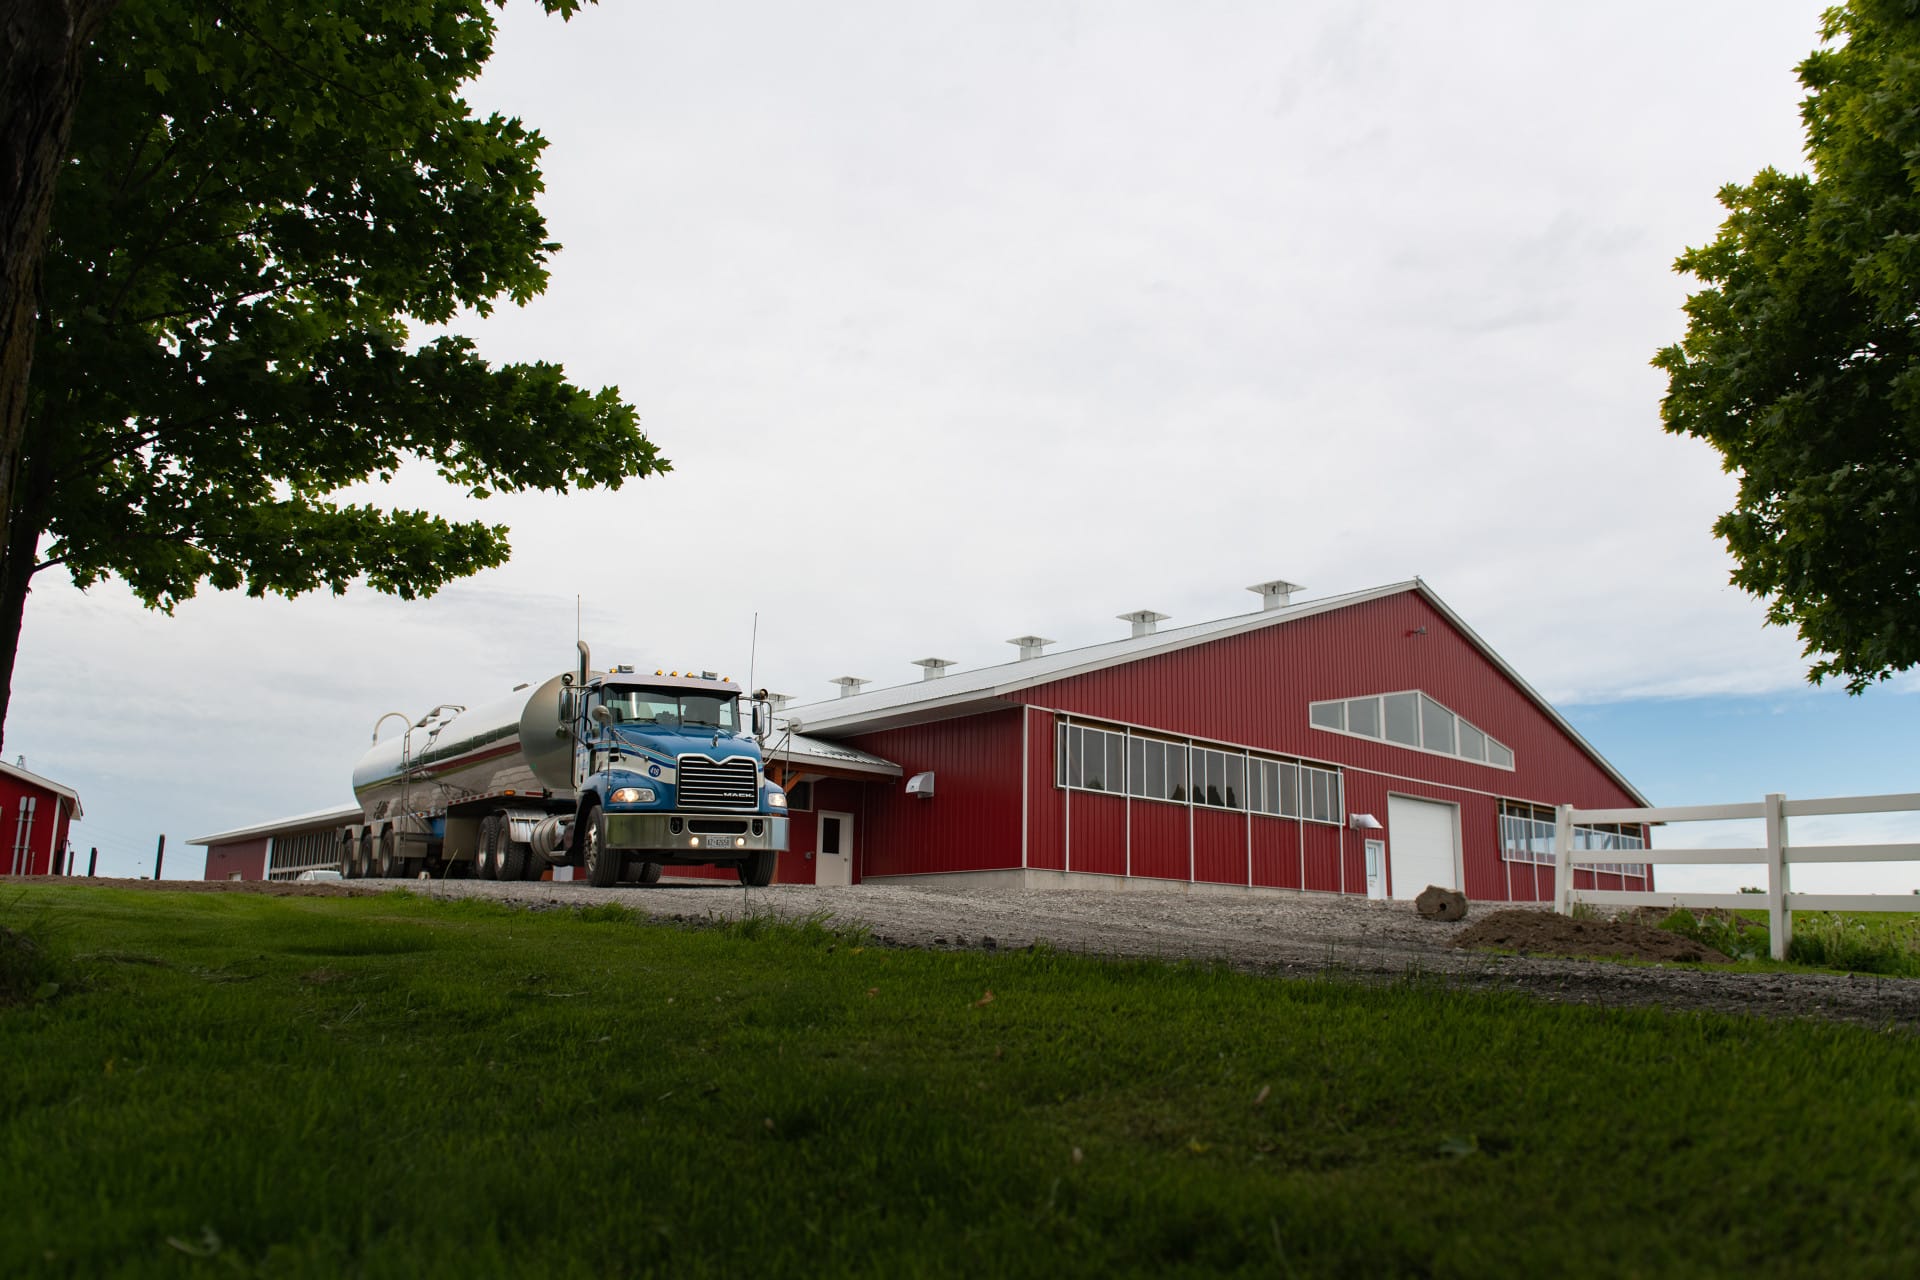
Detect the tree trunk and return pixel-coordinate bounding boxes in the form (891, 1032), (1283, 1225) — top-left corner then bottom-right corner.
(0, 436), (48, 754)
(0, 0), (117, 652)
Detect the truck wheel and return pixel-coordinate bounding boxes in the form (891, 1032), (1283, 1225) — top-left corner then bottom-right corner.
(635, 861), (662, 885)
(498, 836), (531, 882)
(376, 830), (397, 878)
(737, 849), (776, 887)
(582, 804), (618, 888)
(475, 815), (500, 881)
(336, 831), (357, 878)
(357, 830), (374, 879)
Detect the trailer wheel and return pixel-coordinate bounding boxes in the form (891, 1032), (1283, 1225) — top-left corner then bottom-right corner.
(583, 803), (618, 888)
(375, 829), (397, 878)
(335, 830), (356, 878)
(498, 836), (531, 881)
(635, 861), (662, 885)
(357, 830), (374, 879)
(475, 815), (500, 881)
(736, 849), (776, 887)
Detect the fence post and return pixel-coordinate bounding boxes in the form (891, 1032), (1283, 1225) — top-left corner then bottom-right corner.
(1553, 804), (1574, 915)
(1765, 792), (1789, 961)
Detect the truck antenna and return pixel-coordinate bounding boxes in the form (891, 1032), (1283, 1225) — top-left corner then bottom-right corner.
(748, 611), (759, 694)
(576, 594), (581, 646)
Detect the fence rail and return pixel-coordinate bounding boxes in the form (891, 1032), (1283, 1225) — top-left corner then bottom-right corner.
(1553, 791), (1920, 960)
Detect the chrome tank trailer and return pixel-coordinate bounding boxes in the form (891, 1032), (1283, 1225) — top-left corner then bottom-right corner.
(351, 672), (575, 821)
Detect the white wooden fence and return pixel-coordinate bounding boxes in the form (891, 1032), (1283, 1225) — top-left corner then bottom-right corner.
(1552, 791), (1920, 960)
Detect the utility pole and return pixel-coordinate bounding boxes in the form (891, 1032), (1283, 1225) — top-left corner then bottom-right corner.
(153, 834), (165, 880)
(87, 847), (97, 876)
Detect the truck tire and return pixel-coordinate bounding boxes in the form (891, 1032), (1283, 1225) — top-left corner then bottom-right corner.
(498, 836), (530, 882)
(736, 849), (776, 887)
(335, 831), (355, 878)
(376, 829), (397, 878)
(475, 815), (500, 881)
(357, 830), (374, 879)
(635, 861), (662, 885)
(582, 803), (619, 888)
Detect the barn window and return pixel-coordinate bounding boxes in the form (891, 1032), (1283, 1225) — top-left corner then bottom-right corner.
(1498, 800), (1647, 876)
(1055, 719), (1337, 821)
(1311, 690), (1511, 771)
(1057, 722), (1129, 793)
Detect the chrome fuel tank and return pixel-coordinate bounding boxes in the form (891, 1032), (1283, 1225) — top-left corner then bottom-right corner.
(351, 672), (576, 821)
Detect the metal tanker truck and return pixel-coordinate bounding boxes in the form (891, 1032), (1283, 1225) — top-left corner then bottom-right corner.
(337, 642), (789, 887)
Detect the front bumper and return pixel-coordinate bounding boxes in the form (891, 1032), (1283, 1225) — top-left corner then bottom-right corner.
(604, 811), (788, 858)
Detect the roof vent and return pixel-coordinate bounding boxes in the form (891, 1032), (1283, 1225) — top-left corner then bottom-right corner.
(912, 657), (958, 681)
(830, 676), (870, 699)
(1117, 609), (1170, 639)
(1247, 579), (1304, 611)
(764, 692), (794, 710)
(1007, 635), (1054, 661)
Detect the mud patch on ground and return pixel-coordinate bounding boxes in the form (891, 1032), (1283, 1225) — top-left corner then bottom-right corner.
(1453, 909), (1731, 964)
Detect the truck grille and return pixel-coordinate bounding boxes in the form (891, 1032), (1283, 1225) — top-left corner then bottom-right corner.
(677, 755), (758, 812)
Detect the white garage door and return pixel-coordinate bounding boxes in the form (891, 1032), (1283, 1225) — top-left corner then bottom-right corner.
(1387, 796), (1458, 899)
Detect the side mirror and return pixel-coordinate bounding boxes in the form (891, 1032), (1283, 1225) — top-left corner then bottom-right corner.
(591, 705), (611, 726)
(558, 690), (576, 719)
(751, 702), (770, 739)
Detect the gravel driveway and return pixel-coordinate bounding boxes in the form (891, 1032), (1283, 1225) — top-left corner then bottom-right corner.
(396, 875), (1920, 1031)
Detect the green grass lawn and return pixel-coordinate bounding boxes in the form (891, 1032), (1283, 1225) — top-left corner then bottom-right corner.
(4, 886), (1918, 1278)
(1651, 905), (1920, 974)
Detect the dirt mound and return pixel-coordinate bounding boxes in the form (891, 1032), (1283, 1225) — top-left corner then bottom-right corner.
(1452, 909), (1731, 965)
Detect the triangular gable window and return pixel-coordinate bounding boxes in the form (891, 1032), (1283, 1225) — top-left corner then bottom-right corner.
(1309, 691), (1513, 770)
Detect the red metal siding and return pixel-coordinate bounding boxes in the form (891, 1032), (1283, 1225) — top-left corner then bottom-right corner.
(203, 837), (269, 882)
(1025, 709), (1064, 872)
(843, 710), (1025, 879)
(1192, 808), (1245, 886)
(1126, 799), (1187, 882)
(1067, 791), (1127, 877)
(1251, 815), (1300, 889)
(1, 775), (74, 875)
(1302, 823), (1342, 893)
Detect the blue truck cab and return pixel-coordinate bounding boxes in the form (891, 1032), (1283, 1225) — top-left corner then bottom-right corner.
(564, 660), (789, 888)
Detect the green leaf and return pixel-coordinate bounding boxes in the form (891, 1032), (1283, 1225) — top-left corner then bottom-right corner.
(12, 1), (659, 631)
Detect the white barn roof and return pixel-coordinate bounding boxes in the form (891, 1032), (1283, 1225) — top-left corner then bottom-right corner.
(189, 804), (362, 847)
(0, 758), (83, 817)
(783, 579), (1649, 807)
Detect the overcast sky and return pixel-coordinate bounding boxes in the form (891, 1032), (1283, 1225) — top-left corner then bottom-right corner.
(12, 1), (1914, 890)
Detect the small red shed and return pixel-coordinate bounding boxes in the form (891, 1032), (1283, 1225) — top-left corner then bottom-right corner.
(0, 759), (84, 876)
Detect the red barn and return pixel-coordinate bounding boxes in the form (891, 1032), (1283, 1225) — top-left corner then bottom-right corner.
(755, 579), (1652, 901)
(0, 759), (83, 876)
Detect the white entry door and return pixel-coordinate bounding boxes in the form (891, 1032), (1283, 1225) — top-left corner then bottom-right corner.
(1364, 839), (1387, 900)
(1385, 795), (1459, 900)
(815, 811), (854, 887)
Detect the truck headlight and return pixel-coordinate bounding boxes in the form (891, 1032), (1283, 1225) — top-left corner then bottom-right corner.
(766, 789), (787, 808)
(611, 787), (655, 804)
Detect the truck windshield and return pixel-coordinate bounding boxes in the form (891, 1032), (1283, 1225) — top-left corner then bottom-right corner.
(601, 687), (738, 732)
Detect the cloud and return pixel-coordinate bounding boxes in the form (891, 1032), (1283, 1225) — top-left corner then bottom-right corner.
(8, 1), (1840, 876)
